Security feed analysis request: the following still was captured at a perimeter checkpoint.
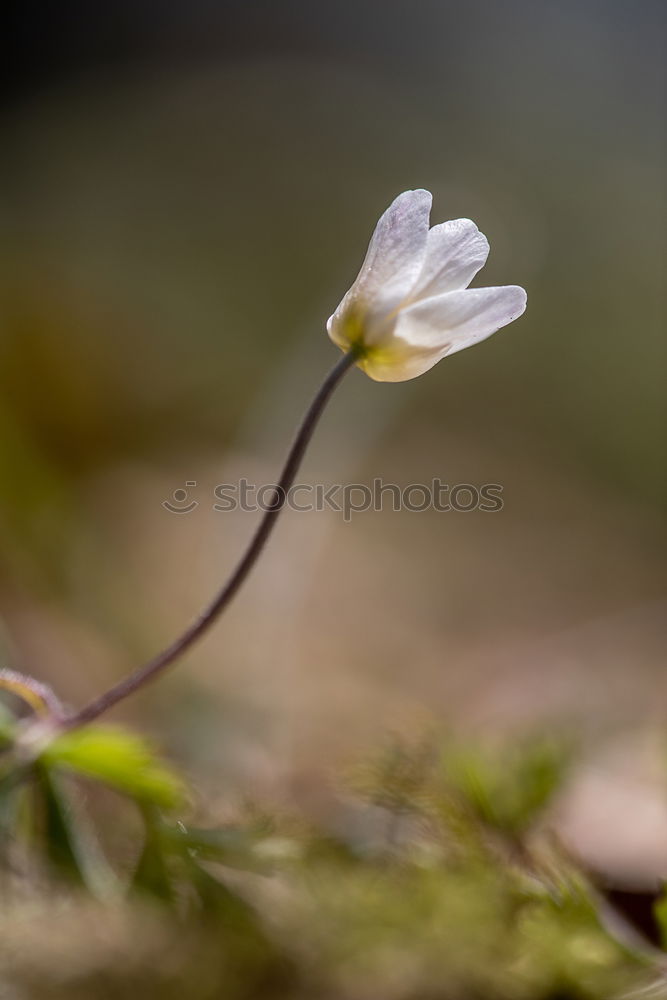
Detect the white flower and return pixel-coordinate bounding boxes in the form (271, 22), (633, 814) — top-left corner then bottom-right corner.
(327, 189), (527, 382)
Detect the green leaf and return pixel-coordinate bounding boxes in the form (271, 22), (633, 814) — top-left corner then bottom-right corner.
(654, 885), (667, 951)
(188, 858), (266, 928)
(36, 768), (87, 886)
(41, 725), (186, 810)
(167, 822), (274, 873)
(34, 767), (115, 895)
(0, 767), (26, 866)
(443, 737), (571, 836)
(0, 699), (17, 751)
(131, 806), (177, 903)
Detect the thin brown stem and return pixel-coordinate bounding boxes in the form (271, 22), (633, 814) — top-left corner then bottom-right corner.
(65, 350), (357, 729)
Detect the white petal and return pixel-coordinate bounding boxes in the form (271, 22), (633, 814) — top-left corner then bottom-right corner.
(408, 219), (490, 301)
(331, 189), (432, 327)
(396, 285), (527, 359)
(357, 338), (450, 382)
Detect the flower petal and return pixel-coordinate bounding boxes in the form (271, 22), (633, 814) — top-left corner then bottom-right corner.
(356, 338), (450, 382)
(396, 285), (527, 358)
(408, 219), (490, 301)
(330, 189), (432, 330)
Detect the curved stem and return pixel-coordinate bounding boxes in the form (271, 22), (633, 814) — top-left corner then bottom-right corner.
(65, 350), (357, 729)
(0, 668), (64, 721)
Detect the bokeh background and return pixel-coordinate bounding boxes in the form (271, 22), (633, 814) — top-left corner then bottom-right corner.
(1, 0), (665, 881)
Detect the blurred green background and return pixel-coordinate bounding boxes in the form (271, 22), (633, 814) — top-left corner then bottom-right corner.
(1, 0), (665, 874)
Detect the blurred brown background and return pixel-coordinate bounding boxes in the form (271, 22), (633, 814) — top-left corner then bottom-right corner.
(1, 0), (665, 870)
